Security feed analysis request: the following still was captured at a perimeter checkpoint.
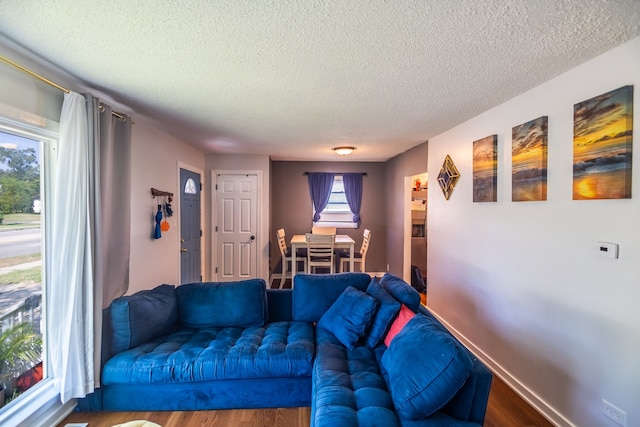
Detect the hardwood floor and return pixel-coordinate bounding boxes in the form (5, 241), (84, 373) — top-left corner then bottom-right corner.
(484, 375), (553, 427)
(59, 375), (551, 427)
(59, 407), (311, 427)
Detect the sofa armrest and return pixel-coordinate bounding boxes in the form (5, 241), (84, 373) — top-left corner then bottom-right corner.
(468, 359), (493, 424)
(441, 357), (492, 424)
(102, 306), (114, 363)
(416, 305), (492, 424)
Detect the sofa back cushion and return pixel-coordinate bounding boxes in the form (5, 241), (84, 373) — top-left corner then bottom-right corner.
(381, 314), (473, 420)
(110, 284), (177, 354)
(292, 273), (371, 322)
(176, 279), (268, 328)
(379, 273), (421, 311)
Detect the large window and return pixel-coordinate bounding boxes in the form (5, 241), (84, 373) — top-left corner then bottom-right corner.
(0, 125), (55, 409)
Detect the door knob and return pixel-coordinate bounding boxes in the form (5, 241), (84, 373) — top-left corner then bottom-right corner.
(181, 248), (188, 253)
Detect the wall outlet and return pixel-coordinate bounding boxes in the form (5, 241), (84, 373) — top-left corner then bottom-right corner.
(602, 399), (626, 427)
(386, 264), (390, 271)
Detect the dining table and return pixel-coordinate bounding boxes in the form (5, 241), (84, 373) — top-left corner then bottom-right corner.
(290, 234), (355, 278)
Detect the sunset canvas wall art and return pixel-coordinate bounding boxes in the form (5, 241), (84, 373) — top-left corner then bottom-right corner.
(473, 134), (497, 202)
(512, 116), (548, 201)
(573, 85), (633, 200)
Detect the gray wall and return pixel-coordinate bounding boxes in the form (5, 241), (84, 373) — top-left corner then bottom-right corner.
(270, 161), (387, 273)
(384, 142), (429, 275)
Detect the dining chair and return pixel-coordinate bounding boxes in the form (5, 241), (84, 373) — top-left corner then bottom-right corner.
(305, 233), (336, 274)
(311, 226), (337, 235)
(339, 228), (371, 273)
(271, 228), (307, 288)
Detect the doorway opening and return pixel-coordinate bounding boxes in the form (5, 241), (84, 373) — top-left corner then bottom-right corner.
(404, 172), (427, 301)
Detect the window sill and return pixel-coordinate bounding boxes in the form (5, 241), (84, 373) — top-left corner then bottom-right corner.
(313, 221), (359, 229)
(0, 380), (75, 427)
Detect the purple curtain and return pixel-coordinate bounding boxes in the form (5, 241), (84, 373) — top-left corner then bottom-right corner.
(343, 173), (363, 223)
(307, 173), (335, 221)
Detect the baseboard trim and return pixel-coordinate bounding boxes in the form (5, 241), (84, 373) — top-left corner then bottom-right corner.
(427, 307), (575, 427)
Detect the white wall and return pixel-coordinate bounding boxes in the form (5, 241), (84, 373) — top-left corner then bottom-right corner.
(427, 37), (640, 427)
(128, 120), (205, 294)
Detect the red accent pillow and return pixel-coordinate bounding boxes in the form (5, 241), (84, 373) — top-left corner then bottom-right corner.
(384, 304), (416, 347)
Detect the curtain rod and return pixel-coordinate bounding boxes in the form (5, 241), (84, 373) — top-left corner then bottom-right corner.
(1, 54), (132, 122)
(303, 172), (367, 176)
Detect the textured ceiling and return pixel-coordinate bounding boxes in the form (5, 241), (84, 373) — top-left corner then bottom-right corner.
(1, 1), (639, 161)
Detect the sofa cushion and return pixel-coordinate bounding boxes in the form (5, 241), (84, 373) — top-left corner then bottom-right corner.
(381, 314), (473, 420)
(110, 284), (177, 354)
(103, 321), (315, 384)
(176, 279), (267, 328)
(364, 277), (401, 348)
(312, 328), (400, 427)
(292, 273), (371, 322)
(317, 286), (378, 350)
(379, 273), (421, 311)
(383, 304), (415, 347)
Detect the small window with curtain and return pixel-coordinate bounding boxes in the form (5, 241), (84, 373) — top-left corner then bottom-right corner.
(308, 173), (362, 229)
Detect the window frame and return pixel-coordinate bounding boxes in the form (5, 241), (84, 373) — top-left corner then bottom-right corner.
(0, 117), (58, 420)
(312, 175), (359, 229)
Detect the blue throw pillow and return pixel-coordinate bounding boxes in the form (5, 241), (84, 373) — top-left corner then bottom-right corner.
(292, 272), (372, 322)
(317, 286), (378, 350)
(364, 277), (401, 348)
(381, 314), (473, 420)
(110, 284), (177, 354)
(176, 279), (267, 328)
(379, 273), (421, 311)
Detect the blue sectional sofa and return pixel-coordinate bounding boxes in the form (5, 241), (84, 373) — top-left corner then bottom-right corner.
(85, 272), (492, 426)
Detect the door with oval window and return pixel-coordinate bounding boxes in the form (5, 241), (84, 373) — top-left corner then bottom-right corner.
(180, 168), (201, 284)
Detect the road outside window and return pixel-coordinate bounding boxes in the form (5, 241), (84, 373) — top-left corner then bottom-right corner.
(0, 130), (44, 408)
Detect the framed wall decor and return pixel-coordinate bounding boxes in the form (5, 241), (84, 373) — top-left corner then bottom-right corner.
(437, 155), (460, 200)
(473, 134), (498, 202)
(512, 116), (548, 201)
(573, 85), (633, 200)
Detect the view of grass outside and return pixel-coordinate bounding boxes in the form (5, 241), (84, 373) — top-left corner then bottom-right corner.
(0, 131), (44, 406)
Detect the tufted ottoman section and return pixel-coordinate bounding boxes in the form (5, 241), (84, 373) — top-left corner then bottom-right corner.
(103, 321), (314, 385)
(311, 328), (400, 427)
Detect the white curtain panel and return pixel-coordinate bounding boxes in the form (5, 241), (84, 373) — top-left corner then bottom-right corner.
(50, 91), (95, 403)
(49, 91), (131, 403)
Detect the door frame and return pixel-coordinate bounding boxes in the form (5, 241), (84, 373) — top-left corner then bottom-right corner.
(178, 162), (205, 282)
(211, 169), (264, 282)
(402, 175), (412, 283)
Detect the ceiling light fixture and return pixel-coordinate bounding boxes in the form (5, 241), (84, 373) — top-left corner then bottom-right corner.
(333, 146), (355, 155)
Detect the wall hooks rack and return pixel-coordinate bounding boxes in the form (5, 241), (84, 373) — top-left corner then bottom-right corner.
(151, 188), (173, 198)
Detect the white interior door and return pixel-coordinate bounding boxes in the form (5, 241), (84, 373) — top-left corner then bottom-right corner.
(215, 173), (258, 281)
